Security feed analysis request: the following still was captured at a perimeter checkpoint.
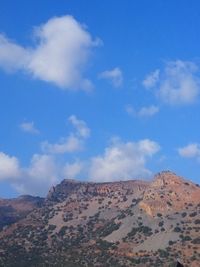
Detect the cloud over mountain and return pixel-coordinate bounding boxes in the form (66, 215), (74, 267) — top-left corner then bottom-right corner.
(0, 137), (161, 196)
(89, 139), (160, 182)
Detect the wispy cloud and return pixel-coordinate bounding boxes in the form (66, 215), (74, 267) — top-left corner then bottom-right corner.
(41, 115), (90, 154)
(0, 15), (100, 90)
(126, 104), (159, 118)
(138, 105), (159, 117)
(143, 60), (200, 105)
(20, 121), (40, 135)
(41, 135), (83, 154)
(99, 67), (123, 87)
(68, 115), (90, 138)
(178, 143), (200, 161)
(143, 69), (160, 89)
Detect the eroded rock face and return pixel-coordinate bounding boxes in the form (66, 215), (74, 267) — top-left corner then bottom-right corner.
(152, 171), (184, 187)
(47, 179), (149, 202)
(140, 171), (200, 216)
(47, 179), (83, 202)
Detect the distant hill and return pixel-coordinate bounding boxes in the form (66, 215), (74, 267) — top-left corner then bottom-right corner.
(0, 171), (199, 266)
(0, 195), (44, 230)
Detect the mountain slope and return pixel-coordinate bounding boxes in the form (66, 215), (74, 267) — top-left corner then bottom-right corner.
(0, 171), (199, 267)
(0, 195), (44, 230)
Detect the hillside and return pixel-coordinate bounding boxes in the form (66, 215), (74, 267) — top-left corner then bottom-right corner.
(0, 171), (199, 267)
(0, 195), (44, 230)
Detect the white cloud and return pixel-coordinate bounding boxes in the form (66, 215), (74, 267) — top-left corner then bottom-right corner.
(178, 143), (200, 160)
(143, 60), (200, 105)
(17, 154), (59, 195)
(99, 67), (123, 87)
(41, 115), (90, 154)
(20, 121), (40, 135)
(143, 69), (160, 89)
(89, 139), (160, 182)
(0, 15), (100, 90)
(0, 151), (81, 195)
(62, 161), (84, 179)
(0, 152), (21, 180)
(138, 105), (159, 117)
(0, 35), (29, 72)
(41, 134), (83, 154)
(0, 137), (160, 195)
(0, 151), (60, 196)
(126, 104), (159, 117)
(68, 115), (90, 138)
(0, 152), (83, 196)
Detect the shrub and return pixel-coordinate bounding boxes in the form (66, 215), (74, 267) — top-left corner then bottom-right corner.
(158, 249), (169, 258)
(118, 212), (126, 220)
(181, 235), (192, 241)
(97, 240), (113, 250)
(191, 237), (200, 244)
(48, 224), (56, 231)
(181, 212), (187, 218)
(59, 226), (68, 236)
(99, 222), (121, 237)
(189, 212), (197, 217)
(168, 240), (175, 246)
(174, 227), (181, 232)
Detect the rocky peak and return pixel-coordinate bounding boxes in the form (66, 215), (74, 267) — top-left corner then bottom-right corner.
(47, 179), (85, 202)
(140, 171), (200, 216)
(152, 170), (184, 187)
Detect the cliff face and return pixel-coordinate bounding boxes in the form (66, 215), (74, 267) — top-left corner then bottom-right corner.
(47, 179), (149, 202)
(140, 171), (200, 216)
(0, 171), (199, 267)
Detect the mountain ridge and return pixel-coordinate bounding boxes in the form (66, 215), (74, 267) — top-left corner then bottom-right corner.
(0, 170), (199, 267)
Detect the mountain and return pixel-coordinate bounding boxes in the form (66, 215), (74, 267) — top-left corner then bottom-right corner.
(0, 171), (199, 267)
(0, 195), (44, 230)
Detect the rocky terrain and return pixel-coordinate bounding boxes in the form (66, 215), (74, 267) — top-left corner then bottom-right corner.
(0, 195), (44, 230)
(0, 171), (199, 267)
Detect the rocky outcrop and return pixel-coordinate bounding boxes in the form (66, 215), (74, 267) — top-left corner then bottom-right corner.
(140, 171), (200, 216)
(47, 178), (149, 203)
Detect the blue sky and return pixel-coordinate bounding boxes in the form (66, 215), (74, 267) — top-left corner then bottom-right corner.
(0, 0), (200, 197)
